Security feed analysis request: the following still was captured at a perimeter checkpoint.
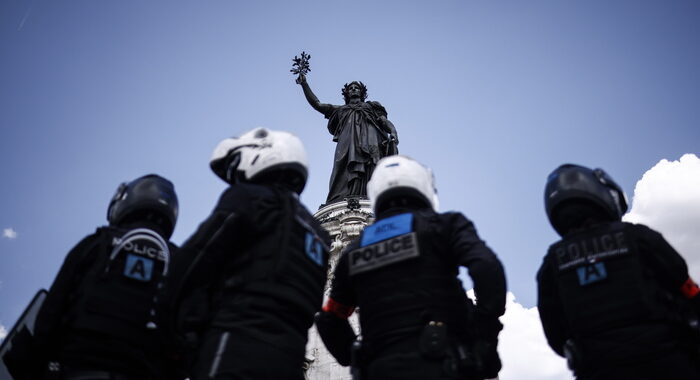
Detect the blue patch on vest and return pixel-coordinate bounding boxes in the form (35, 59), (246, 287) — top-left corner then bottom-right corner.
(576, 262), (607, 286)
(305, 232), (324, 267)
(361, 213), (413, 247)
(124, 254), (154, 282)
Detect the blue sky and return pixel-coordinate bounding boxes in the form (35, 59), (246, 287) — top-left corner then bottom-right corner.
(1, 0), (698, 360)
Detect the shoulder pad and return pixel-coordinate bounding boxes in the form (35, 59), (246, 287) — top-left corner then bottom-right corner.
(440, 211), (465, 221)
(366, 101), (387, 116)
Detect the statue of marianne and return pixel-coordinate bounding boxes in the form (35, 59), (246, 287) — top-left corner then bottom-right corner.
(295, 62), (399, 205)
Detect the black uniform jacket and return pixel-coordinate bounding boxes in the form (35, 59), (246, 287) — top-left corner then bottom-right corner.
(33, 225), (178, 378)
(173, 183), (330, 360)
(537, 221), (697, 367)
(329, 207), (506, 353)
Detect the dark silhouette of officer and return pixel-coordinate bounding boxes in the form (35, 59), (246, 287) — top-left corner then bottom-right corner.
(31, 174), (179, 380)
(316, 155), (506, 380)
(538, 164), (700, 380)
(172, 128), (330, 380)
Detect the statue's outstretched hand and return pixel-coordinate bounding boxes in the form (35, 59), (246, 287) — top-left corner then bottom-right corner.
(296, 74), (307, 85)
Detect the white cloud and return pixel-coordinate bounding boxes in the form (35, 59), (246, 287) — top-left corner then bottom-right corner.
(623, 154), (700, 278)
(498, 292), (572, 380)
(467, 290), (572, 380)
(3, 228), (18, 239)
(0, 323), (7, 342)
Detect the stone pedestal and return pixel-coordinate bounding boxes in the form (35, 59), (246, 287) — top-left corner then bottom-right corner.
(304, 199), (374, 380)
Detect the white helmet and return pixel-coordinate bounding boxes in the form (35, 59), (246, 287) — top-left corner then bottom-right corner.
(367, 155), (439, 213)
(210, 127), (309, 193)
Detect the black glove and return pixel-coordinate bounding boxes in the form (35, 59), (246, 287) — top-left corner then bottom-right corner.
(314, 311), (357, 366)
(691, 295), (700, 316)
(474, 339), (501, 379)
(472, 314), (503, 378)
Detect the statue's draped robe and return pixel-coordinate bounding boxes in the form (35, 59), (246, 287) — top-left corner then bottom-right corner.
(323, 101), (392, 204)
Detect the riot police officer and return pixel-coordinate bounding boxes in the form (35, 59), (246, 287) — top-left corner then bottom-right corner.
(173, 128), (330, 380)
(316, 155), (507, 380)
(31, 174), (180, 380)
(538, 164), (700, 380)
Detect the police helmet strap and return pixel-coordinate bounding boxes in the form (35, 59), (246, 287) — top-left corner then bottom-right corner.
(593, 168), (628, 216)
(225, 151), (243, 183)
(107, 182), (128, 223)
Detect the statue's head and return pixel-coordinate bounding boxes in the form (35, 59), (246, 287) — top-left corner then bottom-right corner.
(342, 81), (368, 103)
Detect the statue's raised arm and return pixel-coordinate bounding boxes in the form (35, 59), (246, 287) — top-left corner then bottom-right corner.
(296, 73), (334, 116)
(291, 52), (334, 116)
(291, 52), (399, 205)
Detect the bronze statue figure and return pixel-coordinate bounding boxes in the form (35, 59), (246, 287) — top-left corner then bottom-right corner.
(292, 52), (399, 205)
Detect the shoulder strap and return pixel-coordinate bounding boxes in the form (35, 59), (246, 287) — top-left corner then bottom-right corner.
(71, 227), (114, 291)
(270, 189), (295, 278)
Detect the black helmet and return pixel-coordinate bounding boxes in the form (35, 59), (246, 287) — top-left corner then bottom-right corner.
(545, 164), (628, 236)
(107, 174), (178, 238)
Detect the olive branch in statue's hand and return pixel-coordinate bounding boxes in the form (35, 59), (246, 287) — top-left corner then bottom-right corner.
(291, 51), (311, 84)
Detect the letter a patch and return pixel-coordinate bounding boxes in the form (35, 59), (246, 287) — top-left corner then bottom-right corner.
(305, 233), (324, 267)
(576, 262), (607, 286)
(124, 254), (154, 282)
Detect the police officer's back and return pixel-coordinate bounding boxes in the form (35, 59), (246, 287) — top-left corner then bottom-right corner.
(317, 155), (507, 380)
(31, 174), (179, 380)
(538, 164), (700, 380)
(172, 128), (330, 380)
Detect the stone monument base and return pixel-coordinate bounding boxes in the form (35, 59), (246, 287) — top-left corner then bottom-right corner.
(304, 199), (374, 380)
